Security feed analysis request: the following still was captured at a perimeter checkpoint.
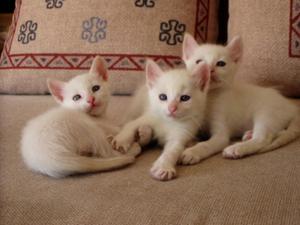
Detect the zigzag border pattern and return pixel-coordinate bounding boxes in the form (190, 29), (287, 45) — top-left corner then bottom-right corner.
(0, 0), (209, 70)
(195, 0), (209, 43)
(289, 0), (300, 57)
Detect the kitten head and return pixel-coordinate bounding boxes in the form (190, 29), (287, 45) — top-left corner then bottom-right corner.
(47, 56), (110, 116)
(145, 59), (210, 120)
(182, 33), (242, 90)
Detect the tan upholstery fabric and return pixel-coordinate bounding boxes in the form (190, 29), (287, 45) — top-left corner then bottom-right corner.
(228, 0), (300, 97)
(0, 0), (219, 95)
(1, 95), (300, 225)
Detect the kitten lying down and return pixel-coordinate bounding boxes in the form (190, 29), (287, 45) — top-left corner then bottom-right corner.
(21, 56), (142, 178)
(179, 34), (300, 164)
(119, 34), (300, 178)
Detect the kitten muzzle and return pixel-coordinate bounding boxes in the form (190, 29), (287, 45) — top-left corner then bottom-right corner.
(211, 73), (220, 83)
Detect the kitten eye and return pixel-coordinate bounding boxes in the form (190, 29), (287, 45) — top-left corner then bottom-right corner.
(216, 60), (226, 67)
(159, 94), (167, 101)
(73, 94), (81, 101)
(180, 95), (191, 102)
(195, 59), (202, 64)
(92, 85), (100, 92)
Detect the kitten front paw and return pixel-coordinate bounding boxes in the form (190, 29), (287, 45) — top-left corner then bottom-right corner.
(222, 145), (244, 159)
(111, 134), (133, 154)
(107, 135), (114, 144)
(127, 142), (142, 157)
(150, 162), (176, 181)
(179, 148), (202, 165)
(136, 125), (153, 146)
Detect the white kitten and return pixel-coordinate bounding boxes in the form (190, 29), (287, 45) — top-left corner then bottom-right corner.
(110, 60), (211, 181)
(21, 56), (140, 178)
(179, 34), (300, 164)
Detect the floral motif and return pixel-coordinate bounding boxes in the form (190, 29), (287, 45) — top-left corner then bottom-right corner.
(135, 0), (156, 7)
(45, 0), (64, 9)
(81, 17), (107, 43)
(17, 20), (38, 44)
(159, 20), (186, 45)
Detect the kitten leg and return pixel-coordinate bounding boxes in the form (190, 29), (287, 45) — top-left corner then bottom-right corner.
(126, 142), (142, 157)
(179, 133), (230, 165)
(102, 124), (120, 136)
(223, 123), (276, 159)
(150, 140), (185, 181)
(111, 115), (150, 153)
(136, 125), (153, 147)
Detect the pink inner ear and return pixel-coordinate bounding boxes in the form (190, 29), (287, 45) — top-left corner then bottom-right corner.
(146, 60), (162, 88)
(101, 71), (108, 81)
(227, 36), (242, 62)
(90, 56), (108, 81)
(182, 33), (199, 61)
(192, 63), (210, 91)
(48, 80), (64, 102)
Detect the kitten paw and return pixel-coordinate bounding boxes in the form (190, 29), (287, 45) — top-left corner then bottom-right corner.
(179, 148), (202, 165)
(111, 134), (132, 154)
(242, 130), (253, 141)
(107, 135), (114, 144)
(127, 142), (142, 157)
(136, 125), (152, 146)
(150, 163), (176, 181)
(222, 145), (243, 159)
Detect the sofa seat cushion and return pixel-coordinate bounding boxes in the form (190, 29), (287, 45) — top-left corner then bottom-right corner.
(1, 95), (300, 225)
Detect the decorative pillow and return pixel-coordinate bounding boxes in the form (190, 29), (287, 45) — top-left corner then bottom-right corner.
(0, 0), (219, 94)
(228, 0), (300, 97)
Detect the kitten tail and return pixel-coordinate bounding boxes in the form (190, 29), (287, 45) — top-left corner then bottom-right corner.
(23, 150), (135, 178)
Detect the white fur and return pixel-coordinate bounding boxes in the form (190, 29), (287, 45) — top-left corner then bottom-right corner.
(112, 60), (210, 181)
(21, 57), (140, 178)
(179, 34), (300, 164)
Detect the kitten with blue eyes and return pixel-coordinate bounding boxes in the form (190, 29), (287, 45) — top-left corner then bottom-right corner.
(110, 60), (211, 181)
(21, 56), (141, 178)
(179, 34), (300, 164)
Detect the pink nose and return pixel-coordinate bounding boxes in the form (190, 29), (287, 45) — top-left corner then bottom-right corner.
(87, 96), (95, 104)
(168, 104), (177, 114)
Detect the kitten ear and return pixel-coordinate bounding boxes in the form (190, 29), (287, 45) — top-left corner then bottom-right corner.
(89, 56), (108, 81)
(191, 62), (211, 92)
(145, 59), (163, 88)
(182, 33), (199, 62)
(226, 36), (243, 62)
(47, 79), (66, 103)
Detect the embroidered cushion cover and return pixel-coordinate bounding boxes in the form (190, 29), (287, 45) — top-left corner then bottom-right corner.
(0, 0), (219, 94)
(228, 0), (300, 97)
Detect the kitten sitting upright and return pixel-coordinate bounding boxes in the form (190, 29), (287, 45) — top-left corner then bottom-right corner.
(179, 34), (300, 164)
(110, 60), (211, 181)
(21, 56), (140, 178)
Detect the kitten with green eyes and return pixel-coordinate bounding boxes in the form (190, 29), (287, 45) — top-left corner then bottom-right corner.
(179, 34), (300, 164)
(21, 56), (141, 178)
(111, 60), (211, 181)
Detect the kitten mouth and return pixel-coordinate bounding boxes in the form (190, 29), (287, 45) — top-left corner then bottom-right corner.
(211, 74), (220, 83)
(167, 112), (178, 118)
(88, 102), (101, 112)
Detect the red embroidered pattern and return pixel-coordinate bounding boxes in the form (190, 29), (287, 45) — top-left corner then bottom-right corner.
(290, 0), (300, 57)
(0, 0), (210, 70)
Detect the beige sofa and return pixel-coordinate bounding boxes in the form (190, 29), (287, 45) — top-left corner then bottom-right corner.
(1, 0), (300, 224)
(1, 94), (300, 225)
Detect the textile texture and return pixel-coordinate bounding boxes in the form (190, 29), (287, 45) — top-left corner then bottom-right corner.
(0, 95), (300, 225)
(228, 0), (300, 97)
(0, 0), (219, 94)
